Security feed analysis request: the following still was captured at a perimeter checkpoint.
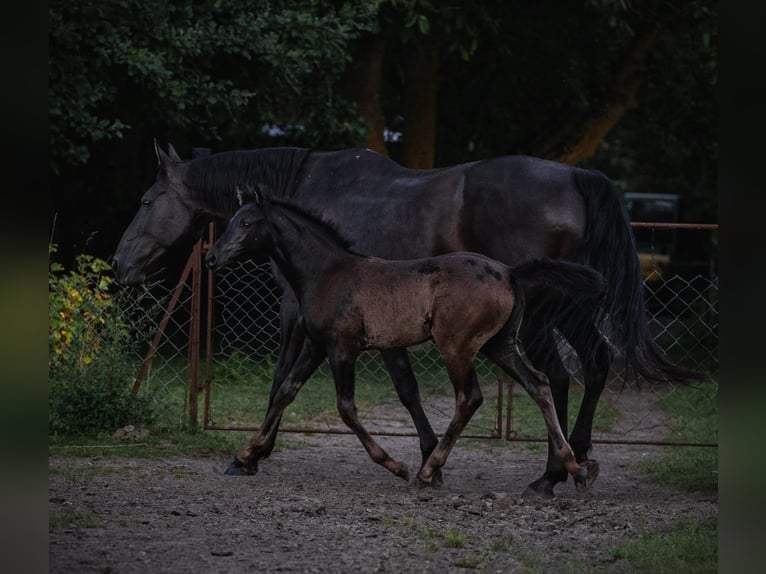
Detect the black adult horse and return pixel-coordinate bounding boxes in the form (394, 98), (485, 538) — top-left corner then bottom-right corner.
(113, 143), (698, 497)
(205, 190), (606, 489)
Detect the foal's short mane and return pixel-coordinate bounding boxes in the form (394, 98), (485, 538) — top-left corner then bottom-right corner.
(246, 193), (359, 254)
(182, 148), (311, 209)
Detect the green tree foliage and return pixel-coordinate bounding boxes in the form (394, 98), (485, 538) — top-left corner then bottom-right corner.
(49, 0), (717, 266)
(49, 0), (378, 174)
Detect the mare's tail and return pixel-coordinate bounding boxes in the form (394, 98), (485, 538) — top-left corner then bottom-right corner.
(571, 168), (704, 382)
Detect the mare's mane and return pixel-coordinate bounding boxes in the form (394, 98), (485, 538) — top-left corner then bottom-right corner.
(182, 148), (311, 211)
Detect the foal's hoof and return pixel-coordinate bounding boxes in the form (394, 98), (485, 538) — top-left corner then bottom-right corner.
(409, 474), (434, 491)
(573, 459), (600, 493)
(430, 468), (444, 488)
(395, 463), (410, 482)
(224, 458), (257, 476)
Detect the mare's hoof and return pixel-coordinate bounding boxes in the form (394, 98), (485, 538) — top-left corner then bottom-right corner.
(573, 459), (600, 493)
(224, 458), (257, 476)
(521, 479), (556, 499)
(521, 482), (556, 499)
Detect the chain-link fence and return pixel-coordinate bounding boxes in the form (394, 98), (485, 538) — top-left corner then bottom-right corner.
(119, 224), (718, 446)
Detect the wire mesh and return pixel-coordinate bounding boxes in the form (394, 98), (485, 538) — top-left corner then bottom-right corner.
(116, 225), (718, 445)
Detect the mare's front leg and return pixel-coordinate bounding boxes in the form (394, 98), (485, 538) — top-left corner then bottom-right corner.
(379, 349), (442, 486)
(226, 337), (324, 475)
(328, 351), (410, 481)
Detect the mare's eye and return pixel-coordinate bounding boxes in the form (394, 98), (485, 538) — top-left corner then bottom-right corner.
(242, 221), (251, 228)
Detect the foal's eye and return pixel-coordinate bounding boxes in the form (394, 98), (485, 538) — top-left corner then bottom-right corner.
(141, 198), (151, 206)
(242, 221), (251, 228)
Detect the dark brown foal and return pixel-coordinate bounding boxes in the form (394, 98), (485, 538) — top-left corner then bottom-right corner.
(205, 191), (604, 490)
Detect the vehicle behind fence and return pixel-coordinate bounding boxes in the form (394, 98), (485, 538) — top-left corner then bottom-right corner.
(110, 223), (717, 446)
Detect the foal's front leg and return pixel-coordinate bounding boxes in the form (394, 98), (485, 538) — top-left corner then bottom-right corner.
(328, 352), (410, 481)
(226, 338), (324, 475)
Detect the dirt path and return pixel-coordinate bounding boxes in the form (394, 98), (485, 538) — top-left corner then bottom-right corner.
(49, 388), (717, 573)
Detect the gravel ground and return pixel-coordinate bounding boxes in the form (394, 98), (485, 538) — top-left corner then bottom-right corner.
(49, 387), (717, 573)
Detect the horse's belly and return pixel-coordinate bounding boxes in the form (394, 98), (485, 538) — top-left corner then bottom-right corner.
(360, 297), (432, 349)
(364, 321), (431, 349)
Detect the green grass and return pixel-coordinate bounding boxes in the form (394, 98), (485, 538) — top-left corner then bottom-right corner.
(462, 383), (621, 452)
(604, 517), (717, 573)
(49, 508), (101, 531)
(400, 517), (468, 552)
(49, 426), (304, 460)
(637, 380), (718, 493)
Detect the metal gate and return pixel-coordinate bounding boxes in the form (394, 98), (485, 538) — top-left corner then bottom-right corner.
(129, 222), (718, 447)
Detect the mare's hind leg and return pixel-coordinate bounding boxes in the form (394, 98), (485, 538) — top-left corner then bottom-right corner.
(483, 333), (594, 494)
(380, 349), (442, 487)
(226, 337), (324, 475)
(415, 353), (484, 488)
(518, 327), (573, 498)
(328, 352), (410, 481)
(558, 315), (612, 476)
(521, 311), (610, 497)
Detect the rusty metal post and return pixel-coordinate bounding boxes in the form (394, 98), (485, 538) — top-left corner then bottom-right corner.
(495, 368), (503, 438)
(203, 223), (216, 429)
(187, 239), (202, 427)
(505, 376), (514, 440)
(132, 257), (195, 396)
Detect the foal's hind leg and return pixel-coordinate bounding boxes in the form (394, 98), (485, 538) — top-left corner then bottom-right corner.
(380, 349), (442, 486)
(328, 352), (410, 481)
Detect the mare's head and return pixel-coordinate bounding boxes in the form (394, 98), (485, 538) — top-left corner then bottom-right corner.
(112, 142), (206, 285)
(205, 187), (270, 272)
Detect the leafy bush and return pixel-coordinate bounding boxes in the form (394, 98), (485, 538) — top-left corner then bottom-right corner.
(49, 247), (153, 435)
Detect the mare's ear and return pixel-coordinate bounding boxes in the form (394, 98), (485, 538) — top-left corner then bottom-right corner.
(236, 186), (246, 207)
(153, 138), (177, 171)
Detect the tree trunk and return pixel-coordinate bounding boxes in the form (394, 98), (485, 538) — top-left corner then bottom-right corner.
(341, 34), (388, 156)
(401, 40), (440, 169)
(536, 25), (663, 165)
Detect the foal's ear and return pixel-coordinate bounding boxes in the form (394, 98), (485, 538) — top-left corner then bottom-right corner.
(252, 184), (264, 206)
(235, 184), (264, 207)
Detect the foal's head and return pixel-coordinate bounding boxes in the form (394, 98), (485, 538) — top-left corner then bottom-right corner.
(205, 187), (270, 271)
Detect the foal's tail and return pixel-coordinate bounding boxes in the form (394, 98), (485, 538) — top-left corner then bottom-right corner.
(511, 258), (607, 310)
